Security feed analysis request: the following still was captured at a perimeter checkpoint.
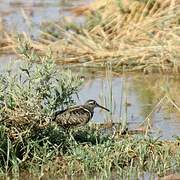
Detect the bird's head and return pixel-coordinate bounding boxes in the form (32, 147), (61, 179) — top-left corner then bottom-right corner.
(84, 100), (110, 112)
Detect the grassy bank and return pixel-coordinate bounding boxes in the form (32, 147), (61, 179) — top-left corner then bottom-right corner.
(0, 123), (180, 179)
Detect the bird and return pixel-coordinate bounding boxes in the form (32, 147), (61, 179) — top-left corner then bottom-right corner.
(52, 100), (110, 129)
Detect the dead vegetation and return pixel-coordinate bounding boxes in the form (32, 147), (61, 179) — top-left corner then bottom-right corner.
(5, 0), (178, 73)
(0, 18), (13, 53)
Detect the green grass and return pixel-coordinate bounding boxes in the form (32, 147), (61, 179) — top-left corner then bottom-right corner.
(20, 127), (180, 179)
(1, 121), (180, 179)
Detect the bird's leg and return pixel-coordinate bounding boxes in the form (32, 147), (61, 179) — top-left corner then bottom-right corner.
(70, 129), (78, 145)
(64, 127), (69, 134)
(111, 125), (117, 139)
(65, 128), (77, 145)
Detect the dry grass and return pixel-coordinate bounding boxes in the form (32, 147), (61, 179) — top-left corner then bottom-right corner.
(8, 0), (180, 73)
(0, 18), (14, 53)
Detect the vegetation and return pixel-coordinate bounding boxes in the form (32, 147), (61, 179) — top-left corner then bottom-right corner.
(8, 0), (180, 73)
(0, 44), (82, 176)
(0, 0), (180, 179)
(0, 19), (12, 53)
(0, 44), (179, 179)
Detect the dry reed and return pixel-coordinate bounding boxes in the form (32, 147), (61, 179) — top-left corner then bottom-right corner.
(8, 0), (180, 73)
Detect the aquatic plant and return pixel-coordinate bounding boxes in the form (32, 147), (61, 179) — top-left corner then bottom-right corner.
(28, 131), (180, 179)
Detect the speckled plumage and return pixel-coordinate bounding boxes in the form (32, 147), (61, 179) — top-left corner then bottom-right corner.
(52, 100), (109, 129)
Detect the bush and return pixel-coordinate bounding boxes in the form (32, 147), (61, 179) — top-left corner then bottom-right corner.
(0, 52), (82, 132)
(0, 48), (83, 174)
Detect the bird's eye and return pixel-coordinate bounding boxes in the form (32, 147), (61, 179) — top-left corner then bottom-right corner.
(89, 101), (95, 105)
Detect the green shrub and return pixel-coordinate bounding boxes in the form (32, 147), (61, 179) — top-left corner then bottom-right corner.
(0, 54), (82, 132)
(0, 45), (83, 174)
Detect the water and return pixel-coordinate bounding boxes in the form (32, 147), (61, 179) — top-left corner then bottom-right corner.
(0, 0), (92, 37)
(77, 70), (180, 140)
(0, 54), (22, 72)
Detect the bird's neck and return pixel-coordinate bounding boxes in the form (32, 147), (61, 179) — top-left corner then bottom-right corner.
(83, 105), (94, 117)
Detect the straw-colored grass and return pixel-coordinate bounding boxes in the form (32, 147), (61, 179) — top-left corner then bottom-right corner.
(0, 18), (13, 53)
(9, 0), (180, 73)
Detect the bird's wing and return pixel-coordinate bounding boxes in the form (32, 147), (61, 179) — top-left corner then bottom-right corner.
(55, 106), (91, 127)
(52, 109), (68, 121)
(53, 105), (80, 119)
(54, 109), (67, 116)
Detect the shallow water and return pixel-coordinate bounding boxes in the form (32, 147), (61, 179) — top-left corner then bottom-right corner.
(76, 69), (180, 140)
(0, 0), (92, 37)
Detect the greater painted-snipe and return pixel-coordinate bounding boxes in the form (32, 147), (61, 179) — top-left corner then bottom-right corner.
(52, 100), (110, 129)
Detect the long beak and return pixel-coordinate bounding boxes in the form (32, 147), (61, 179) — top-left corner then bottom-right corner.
(97, 104), (110, 112)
